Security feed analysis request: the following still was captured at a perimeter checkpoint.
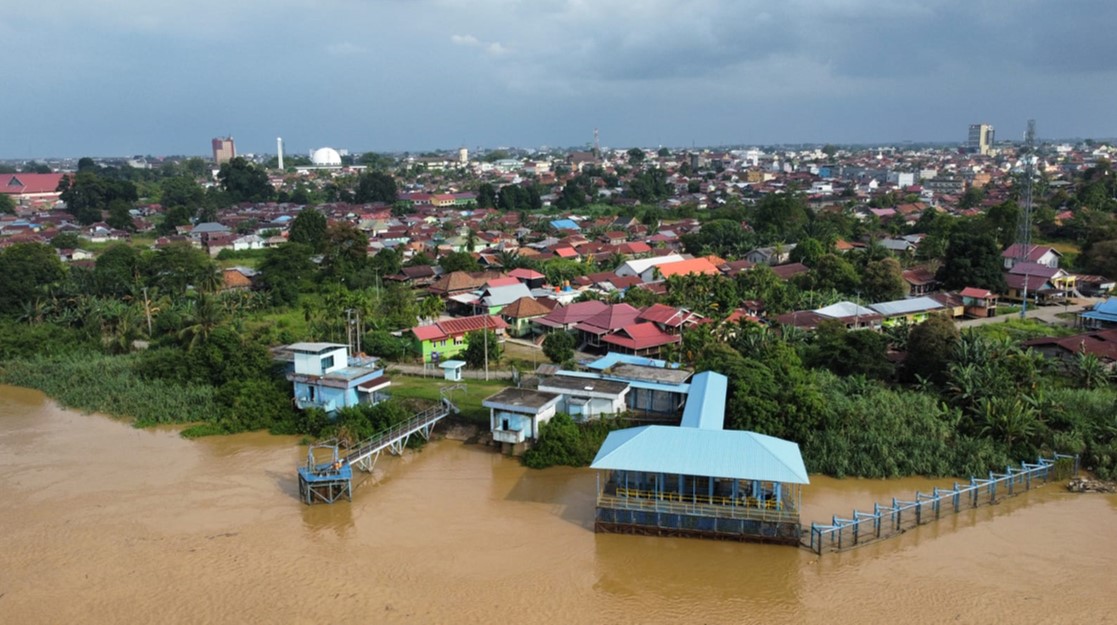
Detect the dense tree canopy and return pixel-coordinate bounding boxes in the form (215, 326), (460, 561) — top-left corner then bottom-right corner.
(218, 157), (273, 203)
(354, 171), (398, 204)
(288, 207), (328, 252)
(936, 231), (1006, 292)
(0, 243), (65, 314)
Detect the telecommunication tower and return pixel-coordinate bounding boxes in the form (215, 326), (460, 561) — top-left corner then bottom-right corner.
(1015, 119), (1037, 264)
(1016, 119), (1037, 318)
(593, 128), (601, 158)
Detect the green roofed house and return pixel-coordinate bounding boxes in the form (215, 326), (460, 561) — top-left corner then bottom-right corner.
(590, 371), (809, 544)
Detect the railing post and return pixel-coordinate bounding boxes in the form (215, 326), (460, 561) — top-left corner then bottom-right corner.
(874, 503), (882, 538)
(893, 497), (901, 530)
(953, 482), (961, 512)
(1006, 466), (1014, 496)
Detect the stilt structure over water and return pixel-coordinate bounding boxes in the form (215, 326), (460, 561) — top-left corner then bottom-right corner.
(807, 453), (1079, 554)
(298, 442), (352, 504)
(296, 390), (460, 505)
(590, 372), (809, 544)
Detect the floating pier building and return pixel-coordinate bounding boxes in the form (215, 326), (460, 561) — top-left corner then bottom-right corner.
(590, 371), (809, 544)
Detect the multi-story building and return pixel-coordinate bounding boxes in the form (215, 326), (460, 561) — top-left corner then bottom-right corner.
(212, 136), (236, 165)
(968, 123), (995, 155)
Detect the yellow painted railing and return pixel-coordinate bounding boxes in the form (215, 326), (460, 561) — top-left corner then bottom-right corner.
(599, 492), (798, 524)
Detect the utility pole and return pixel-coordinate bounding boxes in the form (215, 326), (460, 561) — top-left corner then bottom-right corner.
(483, 316), (489, 381)
(142, 287), (153, 337)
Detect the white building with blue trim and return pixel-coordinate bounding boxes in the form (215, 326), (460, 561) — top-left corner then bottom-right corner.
(283, 342), (390, 415)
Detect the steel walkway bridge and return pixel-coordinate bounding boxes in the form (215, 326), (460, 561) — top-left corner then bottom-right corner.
(344, 393), (460, 473)
(297, 386), (463, 504)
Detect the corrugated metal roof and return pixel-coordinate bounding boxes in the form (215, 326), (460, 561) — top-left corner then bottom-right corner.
(591, 426), (809, 484)
(585, 353), (678, 370)
(678, 372), (726, 430)
(815, 301), (877, 319)
(868, 296), (943, 317)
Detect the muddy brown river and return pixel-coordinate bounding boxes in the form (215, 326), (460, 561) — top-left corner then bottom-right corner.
(1, 385), (1116, 624)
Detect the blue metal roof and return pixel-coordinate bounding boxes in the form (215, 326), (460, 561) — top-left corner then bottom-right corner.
(554, 369), (689, 394)
(1082, 298), (1117, 322)
(584, 353), (681, 370)
(678, 371), (726, 430)
(591, 426), (809, 484)
(550, 218), (581, 231)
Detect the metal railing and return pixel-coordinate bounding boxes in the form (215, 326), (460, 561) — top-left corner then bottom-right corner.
(807, 454), (1078, 555)
(343, 400), (453, 465)
(597, 493), (800, 524)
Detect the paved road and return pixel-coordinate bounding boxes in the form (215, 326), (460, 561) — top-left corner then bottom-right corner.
(956, 298), (1099, 328)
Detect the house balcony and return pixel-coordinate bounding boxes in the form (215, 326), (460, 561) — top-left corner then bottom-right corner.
(295, 397), (333, 412)
(492, 428), (525, 444)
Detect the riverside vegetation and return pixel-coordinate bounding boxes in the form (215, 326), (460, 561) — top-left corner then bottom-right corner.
(3, 157), (1117, 478)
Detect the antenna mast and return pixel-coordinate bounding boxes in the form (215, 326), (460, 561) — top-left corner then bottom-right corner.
(1015, 119), (1036, 264)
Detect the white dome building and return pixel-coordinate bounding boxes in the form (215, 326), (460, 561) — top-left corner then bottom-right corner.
(310, 147), (342, 167)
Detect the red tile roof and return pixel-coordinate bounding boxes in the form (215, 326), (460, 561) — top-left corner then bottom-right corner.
(1, 173), (66, 195)
(959, 287), (994, 298)
(535, 300), (608, 328)
(575, 303), (642, 335)
(508, 267), (545, 280)
(601, 323), (680, 350)
(410, 315), (507, 342)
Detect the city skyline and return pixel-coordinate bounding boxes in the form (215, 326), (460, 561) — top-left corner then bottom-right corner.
(3, 1), (1116, 158)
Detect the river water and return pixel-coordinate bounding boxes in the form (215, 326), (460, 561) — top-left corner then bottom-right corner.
(1, 385), (1116, 624)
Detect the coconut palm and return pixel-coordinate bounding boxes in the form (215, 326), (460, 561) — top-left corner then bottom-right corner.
(178, 293), (228, 351)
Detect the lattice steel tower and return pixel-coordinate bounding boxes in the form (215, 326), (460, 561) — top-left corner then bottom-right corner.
(1015, 119), (1037, 264)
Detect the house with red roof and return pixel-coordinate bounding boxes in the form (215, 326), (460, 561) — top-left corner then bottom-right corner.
(410, 314), (508, 363)
(574, 303), (643, 350)
(960, 287), (997, 318)
(1023, 329), (1117, 369)
(534, 300), (609, 333)
(1, 173), (67, 207)
(599, 322), (680, 357)
(637, 303), (706, 334)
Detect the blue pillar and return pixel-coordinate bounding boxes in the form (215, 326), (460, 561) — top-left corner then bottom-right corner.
(774, 483), (782, 510)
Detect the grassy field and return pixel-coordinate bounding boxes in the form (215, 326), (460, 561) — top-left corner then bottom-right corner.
(384, 374), (509, 425)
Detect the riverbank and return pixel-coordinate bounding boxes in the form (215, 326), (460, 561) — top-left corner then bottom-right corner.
(2, 385), (1115, 625)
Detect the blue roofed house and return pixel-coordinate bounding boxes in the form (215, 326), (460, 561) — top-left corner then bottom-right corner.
(590, 371), (808, 544)
(283, 343), (390, 415)
(1080, 298), (1117, 330)
(550, 218), (581, 232)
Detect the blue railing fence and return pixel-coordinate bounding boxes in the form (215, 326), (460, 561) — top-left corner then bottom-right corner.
(808, 454), (1078, 555)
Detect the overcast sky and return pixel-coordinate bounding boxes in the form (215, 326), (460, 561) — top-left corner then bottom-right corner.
(4, 0), (1116, 158)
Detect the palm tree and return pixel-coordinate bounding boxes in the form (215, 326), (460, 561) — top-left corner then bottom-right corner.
(1074, 352), (1111, 390)
(178, 294), (227, 350)
(418, 295), (444, 325)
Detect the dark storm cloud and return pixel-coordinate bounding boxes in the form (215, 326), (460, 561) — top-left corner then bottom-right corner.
(1, 0), (1115, 156)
